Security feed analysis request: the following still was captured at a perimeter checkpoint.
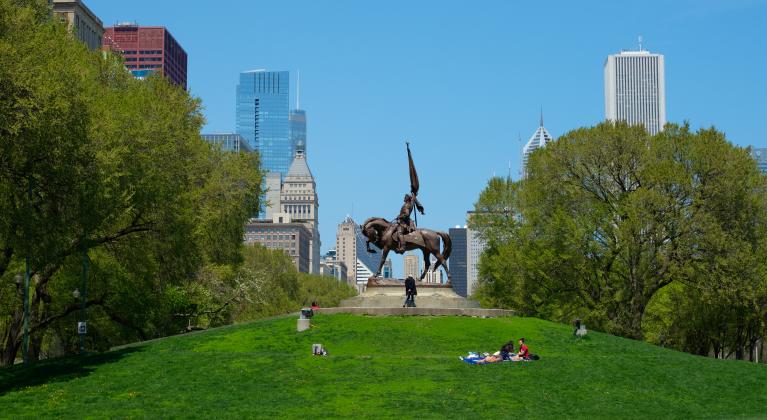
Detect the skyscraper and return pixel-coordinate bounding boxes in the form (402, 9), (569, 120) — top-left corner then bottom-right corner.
(236, 70), (291, 176)
(289, 72), (307, 153)
(604, 45), (666, 135)
(290, 110), (307, 153)
(466, 212), (486, 297)
(522, 113), (554, 176)
(750, 148), (767, 174)
(448, 226), (468, 297)
(281, 145), (320, 274)
(403, 253), (420, 280)
(335, 216), (380, 290)
(102, 24), (188, 89)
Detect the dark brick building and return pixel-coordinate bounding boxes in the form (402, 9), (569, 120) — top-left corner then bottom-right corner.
(103, 24), (187, 90)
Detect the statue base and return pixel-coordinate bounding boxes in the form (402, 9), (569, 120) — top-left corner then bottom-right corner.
(338, 277), (477, 309)
(366, 276), (452, 288)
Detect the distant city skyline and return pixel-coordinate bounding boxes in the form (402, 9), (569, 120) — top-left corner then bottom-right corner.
(87, 0), (767, 277)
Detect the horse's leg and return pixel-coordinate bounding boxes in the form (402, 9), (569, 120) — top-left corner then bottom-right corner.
(420, 248), (430, 281)
(372, 247), (389, 279)
(428, 234), (450, 283)
(435, 253), (450, 283)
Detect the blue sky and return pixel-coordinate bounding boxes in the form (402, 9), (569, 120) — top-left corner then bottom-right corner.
(89, 0), (767, 277)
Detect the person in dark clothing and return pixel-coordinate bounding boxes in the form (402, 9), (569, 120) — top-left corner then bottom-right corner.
(403, 276), (417, 307)
(499, 341), (515, 361)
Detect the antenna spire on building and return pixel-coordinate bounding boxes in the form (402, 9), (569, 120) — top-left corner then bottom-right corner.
(540, 107), (544, 127)
(638, 35), (643, 51)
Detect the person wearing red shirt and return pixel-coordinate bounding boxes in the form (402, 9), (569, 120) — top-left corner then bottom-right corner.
(513, 338), (530, 361)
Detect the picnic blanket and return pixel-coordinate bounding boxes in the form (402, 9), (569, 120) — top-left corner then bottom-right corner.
(459, 351), (538, 364)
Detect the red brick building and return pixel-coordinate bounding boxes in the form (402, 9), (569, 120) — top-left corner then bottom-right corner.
(102, 24), (187, 90)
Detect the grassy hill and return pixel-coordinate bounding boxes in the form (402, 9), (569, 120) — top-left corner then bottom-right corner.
(2, 314), (766, 419)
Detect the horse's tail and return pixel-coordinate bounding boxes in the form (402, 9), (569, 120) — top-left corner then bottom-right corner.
(438, 231), (452, 261)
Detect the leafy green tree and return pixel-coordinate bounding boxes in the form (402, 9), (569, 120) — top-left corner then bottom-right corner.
(473, 122), (767, 344)
(0, 0), (264, 364)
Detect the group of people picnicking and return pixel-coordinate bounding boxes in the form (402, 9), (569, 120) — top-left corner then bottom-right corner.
(460, 338), (539, 364)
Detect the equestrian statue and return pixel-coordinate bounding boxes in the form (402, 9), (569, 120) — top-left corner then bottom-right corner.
(360, 143), (452, 283)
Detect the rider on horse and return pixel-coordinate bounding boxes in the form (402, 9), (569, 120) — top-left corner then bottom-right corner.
(392, 193), (425, 253)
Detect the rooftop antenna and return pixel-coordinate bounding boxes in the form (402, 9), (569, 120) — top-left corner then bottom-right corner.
(508, 161), (512, 180)
(540, 107), (544, 127)
(638, 35), (643, 51)
(296, 70), (301, 110)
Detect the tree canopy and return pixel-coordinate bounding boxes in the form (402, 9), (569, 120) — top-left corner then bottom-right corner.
(472, 121), (767, 358)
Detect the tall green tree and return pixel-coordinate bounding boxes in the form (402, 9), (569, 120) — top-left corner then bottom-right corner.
(473, 122), (767, 344)
(0, 0), (264, 364)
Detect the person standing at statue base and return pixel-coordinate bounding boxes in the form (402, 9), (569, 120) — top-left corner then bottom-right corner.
(403, 276), (417, 307)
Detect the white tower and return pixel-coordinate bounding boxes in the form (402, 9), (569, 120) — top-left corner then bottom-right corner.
(281, 143), (320, 274)
(604, 41), (666, 135)
(522, 111), (554, 177)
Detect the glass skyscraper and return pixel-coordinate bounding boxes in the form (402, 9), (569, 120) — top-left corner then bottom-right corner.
(751, 148), (767, 174)
(236, 70), (291, 176)
(289, 109), (307, 151)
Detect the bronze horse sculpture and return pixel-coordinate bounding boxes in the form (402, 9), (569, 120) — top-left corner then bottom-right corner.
(360, 217), (452, 283)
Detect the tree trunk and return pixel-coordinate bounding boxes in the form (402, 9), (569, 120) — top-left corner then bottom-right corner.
(29, 331), (44, 362)
(1, 317), (22, 367)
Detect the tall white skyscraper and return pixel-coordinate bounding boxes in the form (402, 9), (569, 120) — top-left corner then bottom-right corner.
(466, 211), (487, 297)
(522, 113), (554, 177)
(604, 46), (666, 135)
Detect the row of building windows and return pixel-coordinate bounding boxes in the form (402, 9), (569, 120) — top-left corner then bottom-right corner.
(121, 49), (163, 55)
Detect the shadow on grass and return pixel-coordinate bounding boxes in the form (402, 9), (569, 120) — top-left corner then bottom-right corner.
(0, 347), (143, 396)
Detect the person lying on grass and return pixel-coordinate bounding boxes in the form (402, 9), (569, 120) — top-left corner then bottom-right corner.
(463, 341), (516, 364)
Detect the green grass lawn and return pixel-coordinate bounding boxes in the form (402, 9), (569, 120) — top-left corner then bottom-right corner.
(2, 314), (766, 419)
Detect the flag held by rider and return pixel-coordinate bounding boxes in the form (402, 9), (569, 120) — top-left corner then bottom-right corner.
(407, 141), (419, 197)
(406, 142), (424, 225)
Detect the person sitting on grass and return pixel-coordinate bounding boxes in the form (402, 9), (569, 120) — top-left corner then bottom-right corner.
(512, 338), (530, 361)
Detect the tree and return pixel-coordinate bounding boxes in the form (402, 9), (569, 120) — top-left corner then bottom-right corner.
(0, 0), (264, 364)
(473, 121), (767, 343)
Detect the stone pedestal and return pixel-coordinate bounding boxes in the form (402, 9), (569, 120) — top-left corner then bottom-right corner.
(297, 318), (310, 332)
